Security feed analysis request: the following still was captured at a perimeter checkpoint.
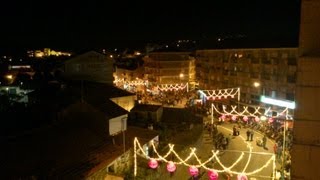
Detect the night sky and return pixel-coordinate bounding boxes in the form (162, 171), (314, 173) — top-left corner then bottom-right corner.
(0, 0), (301, 49)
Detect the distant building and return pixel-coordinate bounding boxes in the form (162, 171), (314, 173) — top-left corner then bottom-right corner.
(62, 51), (115, 84)
(195, 48), (297, 113)
(143, 52), (196, 87)
(27, 48), (72, 58)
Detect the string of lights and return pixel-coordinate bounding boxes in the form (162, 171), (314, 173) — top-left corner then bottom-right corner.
(213, 104), (290, 120)
(199, 87), (240, 100)
(133, 137), (276, 179)
(157, 83), (188, 91)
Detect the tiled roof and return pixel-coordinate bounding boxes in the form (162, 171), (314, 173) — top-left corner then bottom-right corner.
(28, 81), (133, 117)
(0, 123), (158, 179)
(130, 104), (162, 112)
(86, 98), (128, 119)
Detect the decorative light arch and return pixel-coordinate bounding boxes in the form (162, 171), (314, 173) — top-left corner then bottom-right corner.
(199, 87), (240, 101)
(212, 104), (290, 120)
(133, 137), (276, 179)
(157, 83), (189, 92)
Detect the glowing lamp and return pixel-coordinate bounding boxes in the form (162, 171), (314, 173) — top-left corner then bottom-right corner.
(255, 117), (260, 122)
(232, 115), (237, 121)
(243, 116), (248, 121)
(188, 166), (199, 176)
(231, 95), (235, 98)
(212, 97), (216, 101)
(148, 158), (158, 169)
(260, 116), (267, 121)
(224, 95), (227, 98)
(220, 115), (226, 120)
(207, 170), (219, 180)
(166, 161), (176, 172)
(237, 174), (248, 180)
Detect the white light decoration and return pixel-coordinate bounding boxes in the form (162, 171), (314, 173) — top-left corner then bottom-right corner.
(260, 115), (267, 121)
(133, 137), (276, 179)
(260, 95), (296, 109)
(113, 77), (148, 87)
(199, 87), (240, 101)
(212, 104), (291, 120)
(157, 83), (189, 92)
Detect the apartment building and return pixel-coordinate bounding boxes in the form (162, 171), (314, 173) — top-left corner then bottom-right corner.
(195, 48), (297, 111)
(143, 52), (196, 87)
(291, 0), (320, 179)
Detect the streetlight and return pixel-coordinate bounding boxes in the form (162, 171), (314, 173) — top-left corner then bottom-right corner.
(253, 82), (260, 87)
(179, 73), (184, 84)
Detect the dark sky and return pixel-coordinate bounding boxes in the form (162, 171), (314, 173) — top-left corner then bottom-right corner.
(0, 0), (301, 49)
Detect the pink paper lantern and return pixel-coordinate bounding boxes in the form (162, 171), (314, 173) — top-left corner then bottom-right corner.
(212, 97), (216, 101)
(237, 174), (248, 180)
(220, 115), (226, 120)
(207, 170), (219, 180)
(232, 115), (237, 121)
(188, 166), (199, 176)
(148, 158), (158, 169)
(166, 161), (176, 173)
(243, 116), (248, 121)
(255, 116), (260, 122)
(268, 118), (274, 123)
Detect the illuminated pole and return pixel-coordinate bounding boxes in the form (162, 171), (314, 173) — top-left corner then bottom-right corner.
(211, 103), (214, 125)
(282, 113), (288, 177)
(237, 87), (240, 113)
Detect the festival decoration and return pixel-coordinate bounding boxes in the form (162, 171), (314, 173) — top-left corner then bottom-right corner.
(243, 116), (248, 121)
(198, 87), (240, 101)
(268, 118), (274, 123)
(157, 83), (189, 92)
(232, 115), (237, 121)
(188, 166), (199, 176)
(237, 174), (248, 180)
(208, 169), (219, 180)
(133, 137), (276, 179)
(212, 104), (291, 120)
(148, 158), (158, 169)
(166, 161), (176, 172)
(255, 117), (260, 122)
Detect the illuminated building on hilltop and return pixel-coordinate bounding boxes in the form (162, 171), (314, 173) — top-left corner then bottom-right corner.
(27, 48), (72, 58)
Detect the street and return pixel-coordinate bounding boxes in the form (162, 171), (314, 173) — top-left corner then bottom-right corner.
(140, 119), (280, 180)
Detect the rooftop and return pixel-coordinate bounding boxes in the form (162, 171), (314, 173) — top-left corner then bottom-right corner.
(130, 104), (162, 112)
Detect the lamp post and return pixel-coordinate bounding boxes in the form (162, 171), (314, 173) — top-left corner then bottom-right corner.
(179, 73), (184, 84)
(211, 103), (214, 125)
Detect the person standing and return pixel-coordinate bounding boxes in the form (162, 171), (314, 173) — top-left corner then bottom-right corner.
(262, 135), (267, 149)
(246, 130), (251, 141)
(250, 130), (254, 141)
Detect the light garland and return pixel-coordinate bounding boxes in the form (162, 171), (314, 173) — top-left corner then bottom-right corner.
(134, 136), (276, 179)
(213, 104), (290, 120)
(199, 87), (240, 101)
(113, 77), (148, 87)
(157, 83), (189, 92)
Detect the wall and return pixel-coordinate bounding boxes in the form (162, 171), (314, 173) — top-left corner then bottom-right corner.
(110, 95), (136, 111)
